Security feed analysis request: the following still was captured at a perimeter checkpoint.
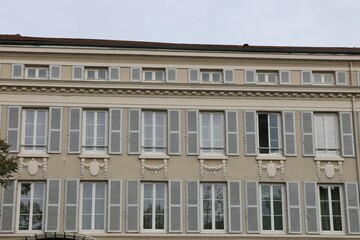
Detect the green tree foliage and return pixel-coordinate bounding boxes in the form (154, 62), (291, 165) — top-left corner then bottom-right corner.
(0, 139), (18, 186)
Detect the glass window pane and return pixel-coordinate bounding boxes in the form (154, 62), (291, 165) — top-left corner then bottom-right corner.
(95, 215), (105, 230)
(82, 214), (91, 230)
(215, 215), (224, 229)
(203, 214), (212, 229)
(333, 216), (342, 231)
(19, 215), (30, 230)
(143, 214), (152, 229)
(321, 216), (331, 231)
(87, 70), (95, 79)
(262, 216), (271, 230)
(98, 70), (106, 79)
(155, 71), (164, 81)
(274, 216), (283, 230)
(202, 73), (210, 82)
(28, 69), (36, 78)
(39, 69), (47, 78)
(212, 73), (220, 82)
(155, 215), (164, 229)
(144, 72), (152, 80)
(257, 73), (265, 83)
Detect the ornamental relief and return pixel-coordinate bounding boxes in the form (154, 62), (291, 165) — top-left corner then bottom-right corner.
(18, 157), (48, 178)
(257, 160), (285, 181)
(316, 160), (343, 181)
(80, 158), (109, 179)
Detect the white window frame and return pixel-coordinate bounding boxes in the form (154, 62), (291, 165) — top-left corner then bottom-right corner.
(142, 111), (167, 153)
(200, 71), (223, 83)
(143, 69), (165, 82)
(199, 112), (225, 154)
(25, 67), (48, 79)
(85, 68), (108, 80)
(259, 184), (285, 233)
(82, 110), (108, 154)
(256, 71), (279, 84)
(140, 182), (167, 233)
(313, 72), (334, 85)
(257, 113), (282, 156)
(21, 109), (48, 153)
(314, 113), (339, 156)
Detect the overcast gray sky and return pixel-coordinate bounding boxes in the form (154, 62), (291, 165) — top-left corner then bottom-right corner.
(0, 0), (359, 47)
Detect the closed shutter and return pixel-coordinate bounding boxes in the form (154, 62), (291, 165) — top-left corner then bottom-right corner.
(168, 110), (181, 155)
(287, 182), (301, 234)
(68, 108), (82, 153)
(128, 109), (141, 154)
(245, 69), (256, 84)
(166, 68), (177, 82)
(304, 182), (319, 234)
(11, 64), (24, 78)
(169, 180), (182, 232)
(226, 110), (239, 155)
(186, 110), (198, 155)
(301, 112), (314, 156)
(280, 70), (291, 84)
(7, 106), (21, 153)
(108, 180), (122, 232)
(283, 111), (297, 156)
(245, 181), (259, 233)
(301, 71), (313, 84)
(126, 180), (139, 232)
(45, 179), (61, 232)
(109, 108), (122, 154)
(72, 66), (84, 80)
(48, 107), (62, 153)
(358, 72), (360, 86)
(228, 181), (242, 233)
(50, 65), (61, 80)
(0, 180), (16, 233)
(244, 111), (257, 156)
(345, 182), (360, 234)
(109, 67), (120, 81)
(224, 69), (235, 83)
(340, 112), (354, 157)
(336, 71), (347, 85)
(188, 69), (199, 83)
(130, 67), (142, 82)
(186, 180), (199, 232)
(64, 179), (79, 232)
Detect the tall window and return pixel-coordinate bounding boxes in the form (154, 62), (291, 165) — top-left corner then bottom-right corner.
(258, 113), (281, 154)
(201, 183), (226, 232)
(200, 112), (224, 154)
(200, 71), (222, 83)
(22, 109), (47, 152)
(260, 184), (284, 232)
(141, 183), (167, 232)
(314, 114), (339, 156)
(80, 182), (106, 231)
(17, 182), (45, 231)
(319, 185), (343, 232)
(142, 112), (166, 153)
(83, 110), (107, 152)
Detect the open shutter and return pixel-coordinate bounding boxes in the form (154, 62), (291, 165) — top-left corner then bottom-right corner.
(64, 179), (79, 232)
(108, 180), (122, 232)
(301, 71), (312, 84)
(244, 111), (257, 156)
(283, 111), (296, 156)
(224, 69), (235, 83)
(245, 181), (259, 233)
(109, 108), (122, 154)
(358, 72), (360, 86)
(345, 182), (360, 234)
(45, 179), (61, 232)
(169, 180), (182, 232)
(0, 180), (16, 233)
(68, 108), (82, 153)
(49, 107), (62, 153)
(188, 69), (199, 83)
(340, 112), (354, 157)
(166, 68), (177, 82)
(7, 106), (21, 153)
(186, 180), (199, 232)
(72, 66), (84, 80)
(130, 67), (142, 82)
(228, 181), (242, 233)
(186, 110), (198, 155)
(128, 109), (141, 154)
(287, 182), (301, 234)
(245, 69), (256, 84)
(168, 110), (181, 155)
(304, 182), (319, 234)
(126, 180), (139, 232)
(109, 67), (120, 81)
(226, 110), (239, 155)
(301, 112), (314, 156)
(50, 65), (61, 80)
(280, 70), (291, 84)
(336, 71), (347, 85)
(11, 64), (24, 79)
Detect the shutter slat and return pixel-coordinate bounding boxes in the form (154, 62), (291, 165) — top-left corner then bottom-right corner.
(304, 182), (319, 234)
(72, 66), (84, 80)
(166, 68), (177, 82)
(109, 67), (120, 81)
(280, 70), (291, 84)
(301, 112), (315, 156)
(301, 71), (312, 84)
(336, 71), (347, 85)
(126, 180), (139, 232)
(131, 67), (142, 82)
(7, 106), (21, 153)
(64, 179), (79, 232)
(245, 69), (255, 84)
(109, 108), (122, 154)
(287, 182), (301, 234)
(224, 69), (235, 83)
(244, 111), (257, 156)
(226, 110), (239, 155)
(340, 112), (354, 157)
(283, 111), (297, 156)
(49, 107), (62, 153)
(188, 69), (199, 83)
(128, 109), (141, 154)
(0, 180), (17, 233)
(108, 180), (122, 232)
(186, 110), (198, 155)
(68, 108), (81, 153)
(50, 65), (61, 80)
(12, 64), (24, 79)
(345, 182), (360, 234)
(228, 181), (242, 233)
(45, 179), (61, 232)
(186, 180), (199, 232)
(168, 110), (181, 155)
(246, 181), (259, 233)
(169, 180), (182, 232)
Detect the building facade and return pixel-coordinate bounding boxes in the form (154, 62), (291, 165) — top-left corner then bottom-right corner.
(0, 35), (360, 239)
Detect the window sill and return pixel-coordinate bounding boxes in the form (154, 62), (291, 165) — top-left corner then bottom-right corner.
(18, 152), (49, 158)
(256, 155), (286, 161)
(139, 152), (169, 160)
(198, 154), (228, 160)
(314, 155), (344, 162)
(79, 152), (110, 159)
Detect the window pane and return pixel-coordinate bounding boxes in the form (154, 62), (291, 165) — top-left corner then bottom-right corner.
(321, 216), (331, 231)
(258, 73), (265, 83)
(215, 215), (224, 229)
(212, 73), (220, 82)
(203, 214), (212, 229)
(144, 71), (152, 80)
(19, 215), (30, 230)
(333, 216), (342, 231)
(268, 73), (277, 83)
(155, 214), (164, 229)
(313, 74), (321, 83)
(155, 71), (164, 81)
(39, 69), (47, 78)
(98, 70), (106, 79)
(324, 74), (332, 84)
(95, 215), (104, 230)
(87, 70), (95, 79)
(274, 216), (283, 230)
(202, 73), (210, 82)
(28, 69), (36, 78)
(143, 215), (152, 229)
(258, 114), (269, 153)
(82, 214), (91, 230)
(262, 216), (271, 230)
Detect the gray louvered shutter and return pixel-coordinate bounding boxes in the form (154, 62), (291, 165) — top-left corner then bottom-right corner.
(246, 181), (259, 233)
(186, 110), (198, 155)
(228, 181), (242, 233)
(186, 180), (199, 232)
(128, 109), (141, 154)
(109, 108), (122, 154)
(188, 69), (199, 83)
(345, 182), (360, 234)
(109, 67), (120, 81)
(72, 66), (84, 80)
(283, 111), (296, 156)
(224, 69), (235, 83)
(301, 71), (312, 84)
(340, 112), (354, 157)
(131, 67), (142, 82)
(168, 110), (181, 155)
(301, 112), (314, 156)
(45, 179), (61, 232)
(108, 180), (122, 232)
(0, 180), (16, 233)
(64, 179), (79, 232)
(166, 68), (177, 82)
(244, 111), (257, 156)
(7, 106), (21, 153)
(280, 70), (291, 84)
(287, 182), (301, 234)
(12, 64), (23, 78)
(169, 180), (182, 232)
(304, 182), (319, 234)
(226, 110), (239, 155)
(49, 107), (62, 153)
(358, 72), (360, 86)
(126, 180), (139, 232)
(68, 108), (81, 153)
(50, 65), (61, 80)
(245, 69), (255, 84)
(336, 71), (347, 85)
